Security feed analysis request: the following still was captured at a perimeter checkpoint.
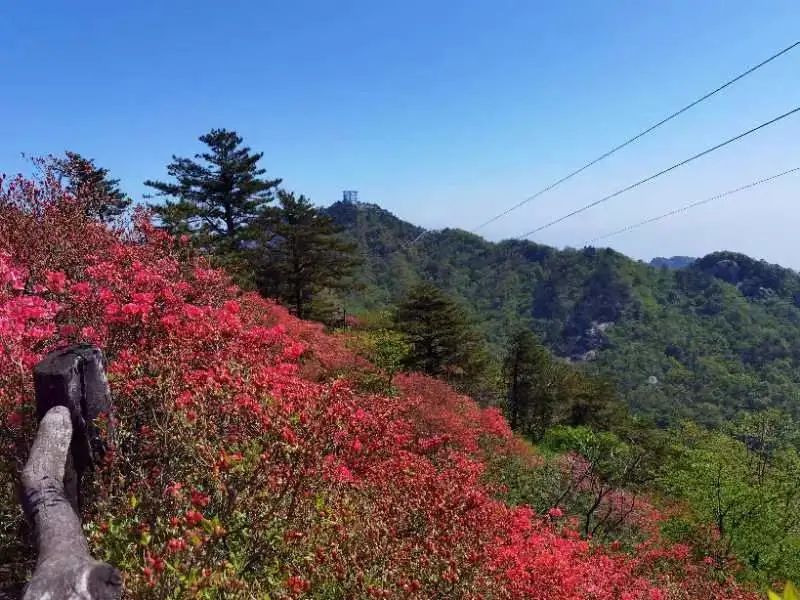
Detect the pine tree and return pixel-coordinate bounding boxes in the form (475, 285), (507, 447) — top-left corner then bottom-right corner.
(504, 329), (623, 439)
(46, 151), (130, 221)
(394, 283), (488, 390)
(504, 329), (554, 434)
(145, 128), (281, 254)
(253, 191), (360, 320)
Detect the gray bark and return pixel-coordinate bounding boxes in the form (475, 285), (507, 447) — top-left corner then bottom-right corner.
(21, 407), (122, 599)
(20, 345), (121, 600)
(32, 344), (114, 511)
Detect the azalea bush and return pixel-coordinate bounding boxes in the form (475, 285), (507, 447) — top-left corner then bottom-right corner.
(0, 173), (759, 598)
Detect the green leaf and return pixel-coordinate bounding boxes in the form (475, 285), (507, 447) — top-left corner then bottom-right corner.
(769, 583), (799, 600)
(785, 582), (799, 600)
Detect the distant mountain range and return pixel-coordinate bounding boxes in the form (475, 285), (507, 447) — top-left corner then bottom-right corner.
(328, 200), (800, 427)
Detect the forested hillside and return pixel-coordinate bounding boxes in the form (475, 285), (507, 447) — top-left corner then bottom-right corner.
(3, 140), (798, 597)
(328, 200), (800, 427)
(3, 172), (765, 599)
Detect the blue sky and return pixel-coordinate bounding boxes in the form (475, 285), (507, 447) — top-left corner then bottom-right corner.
(2, 1), (798, 266)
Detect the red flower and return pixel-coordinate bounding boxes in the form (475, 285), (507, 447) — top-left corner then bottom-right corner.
(185, 509), (204, 526)
(164, 482), (182, 498)
(222, 300), (240, 314)
(285, 575), (310, 594)
(332, 464), (354, 484)
(190, 489), (210, 508)
(44, 270), (67, 293)
(281, 426), (299, 445)
(69, 281), (92, 297)
(0, 176), (758, 600)
(166, 537), (187, 553)
(6, 412), (23, 428)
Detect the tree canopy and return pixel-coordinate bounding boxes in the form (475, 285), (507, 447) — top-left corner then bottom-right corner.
(394, 282), (488, 393)
(253, 191), (360, 320)
(145, 128), (281, 252)
(44, 151), (130, 221)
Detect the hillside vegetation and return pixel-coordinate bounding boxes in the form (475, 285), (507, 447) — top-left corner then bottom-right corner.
(328, 200), (800, 427)
(4, 137), (798, 598)
(0, 176), (762, 597)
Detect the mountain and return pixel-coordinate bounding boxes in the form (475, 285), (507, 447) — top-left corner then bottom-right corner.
(3, 174), (756, 599)
(649, 256), (696, 269)
(328, 200), (800, 427)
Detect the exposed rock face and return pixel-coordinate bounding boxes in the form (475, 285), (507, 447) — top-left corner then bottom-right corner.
(649, 256), (696, 270)
(707, 259), (741, 284)
(568, 321), (614, 361)
(692, 251), (800, 300)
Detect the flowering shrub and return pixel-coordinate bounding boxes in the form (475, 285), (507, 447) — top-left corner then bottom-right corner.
(0, 174), (758, 598)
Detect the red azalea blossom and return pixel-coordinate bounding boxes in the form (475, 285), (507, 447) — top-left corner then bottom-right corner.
(332, 464), (354, 484)
(44, 270), (67, 293)
(286, 575), (310, 594)
(0, 176), (759, 599)
(190, 489), (210, 507)
(185, 509), (204, 526)
(166, 537), (187, 553)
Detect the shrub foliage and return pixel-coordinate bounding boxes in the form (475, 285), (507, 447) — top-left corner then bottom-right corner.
(0, 174), (756, 598)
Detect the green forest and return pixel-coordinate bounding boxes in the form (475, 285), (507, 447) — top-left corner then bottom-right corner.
(328, 198), (800, 428)
(3, 3), (799, 596)
(5, 131), (800, 598)
(323, 198), (800, 588)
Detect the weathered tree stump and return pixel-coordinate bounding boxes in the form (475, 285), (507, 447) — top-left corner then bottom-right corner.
(21, 345), (122, 600)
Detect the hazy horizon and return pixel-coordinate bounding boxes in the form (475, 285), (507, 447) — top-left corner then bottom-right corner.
(327, 195), (798, 271)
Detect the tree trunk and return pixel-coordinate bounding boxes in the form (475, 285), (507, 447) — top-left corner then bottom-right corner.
(21, 344), (122, 599)
(21, 407), (122, 599)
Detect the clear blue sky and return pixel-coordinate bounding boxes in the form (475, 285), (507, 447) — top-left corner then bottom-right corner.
(2, 1), (798, 266)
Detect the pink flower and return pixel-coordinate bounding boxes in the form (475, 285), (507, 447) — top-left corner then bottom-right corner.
(70, 282), (92, 297)
(44, 270), (67, 293)
(333, 464), (354, 483)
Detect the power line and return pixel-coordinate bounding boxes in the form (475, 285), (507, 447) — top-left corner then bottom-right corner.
(585, 167), (800, 245)
(519, 106), (800, 238)
(471, 40), (800, 233)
